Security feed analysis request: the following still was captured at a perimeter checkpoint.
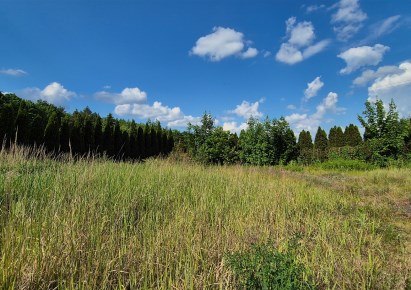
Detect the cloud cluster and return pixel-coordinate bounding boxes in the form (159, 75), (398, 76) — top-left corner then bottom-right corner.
(286, 92), (344, 134)
(222, 121), (248, 134)
(276, 17), (330, 65)
(20, 82), (76, 106)
(367, 61), (411, 116)
(331, 0), (367, 41)
(190, 27), (258, 61)
(115, 101), (183, 122)
(0, 68), (27, 77)
(95, 87), (147, 104)
(304, 76), (324, 101)
(230, 100), (263, 119)
(353, 65), (402, 86)
(338, 44), (389, 74)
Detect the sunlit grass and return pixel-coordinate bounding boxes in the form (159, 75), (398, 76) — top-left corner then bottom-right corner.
(1, 147), (410, 289)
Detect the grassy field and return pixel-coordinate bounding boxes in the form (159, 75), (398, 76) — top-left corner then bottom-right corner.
(0, 148), (410, 289)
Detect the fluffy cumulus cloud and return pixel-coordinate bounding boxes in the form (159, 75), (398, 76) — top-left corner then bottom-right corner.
(115, 101), (183, 122)
(230, 100), (263, 119)
(286, 92), (344, 134)
(353, 65), (403, 86)
(367, 61), (411, 116)
(190, 27), (258, 61)
(95, 87), (147, 104)
(304, 76), (324, 101)
(19, 82), (75, 106)
(276, 17), (330, 65)
(338, 44), (389, 74)
(222, 122), (248, 134)
(331, 0), (367, 41)
(0, 68), (27, 76)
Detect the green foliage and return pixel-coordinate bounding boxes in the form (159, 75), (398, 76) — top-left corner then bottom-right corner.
(314, 159), (376, 171)
(225, 244), (315, 290)
(0, 93), (173, 160)
(298, 130), (313, 165)
(358, 99), (409, 161)
(344, 124), (362, 147)
(328, 126), (345, 148)
(314, 127), (328, 162)
(239, 117), (297, 166)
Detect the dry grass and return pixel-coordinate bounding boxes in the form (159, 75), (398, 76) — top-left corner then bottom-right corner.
(0, 147), (410, 289)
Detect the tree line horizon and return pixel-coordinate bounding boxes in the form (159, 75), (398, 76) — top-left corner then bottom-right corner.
(1, 92), (410, 166)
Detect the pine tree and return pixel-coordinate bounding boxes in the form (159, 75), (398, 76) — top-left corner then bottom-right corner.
(129, 120), (138, 159)
(137, 126), (145, 159)
(15, 102), (30, 145)
(328, 126), (345, 147)
(60, 115), (71, 152)
(44, 112), (61, 152)
(113, 121), (122, 158)
(314, 127), (328, 161)
(0, 103), (16, 146)
(103, 114), (114, 156)
(344, 124), (362, 146)
(297, 130), (313, 164)
(94, 116), (103, 153)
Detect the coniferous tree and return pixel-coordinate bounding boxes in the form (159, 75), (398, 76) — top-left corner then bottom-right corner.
(314, 127), (328, 161)
(15, 102), (30, 145)
(344, 124), (362, 147)
(30, 115), (45, 146)
(129, 120), (138, 159)
(83, 116), (95, 154)
(60, 115), (71, 152)
(103, 114), (114, 156)
(328, 126), (345, 147)
(297, 130), (313, 164)
(44, 112), (61, 152)
(94, 116), (103, 153)
(137, 126), (145, 159)
(0, 103), (16, 146)
(113, 121), (122, 158)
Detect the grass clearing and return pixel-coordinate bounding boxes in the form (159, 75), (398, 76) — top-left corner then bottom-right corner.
(0, 148), (410, 289)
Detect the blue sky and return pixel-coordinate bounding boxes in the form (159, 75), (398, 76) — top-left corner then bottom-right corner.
(1, 0), (411, 135)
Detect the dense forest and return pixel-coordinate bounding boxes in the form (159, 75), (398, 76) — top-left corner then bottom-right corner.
(0, 92), (174, 160)
(1, 92), (410, 166)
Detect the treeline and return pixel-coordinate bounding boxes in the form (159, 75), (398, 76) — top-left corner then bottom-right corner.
(0, 92), (174, 160)
(174, 99), (411, 167)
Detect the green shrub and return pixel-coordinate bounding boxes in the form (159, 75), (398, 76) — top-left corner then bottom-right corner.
(315, 159), (375, 171)
(225, 244), (315, 290)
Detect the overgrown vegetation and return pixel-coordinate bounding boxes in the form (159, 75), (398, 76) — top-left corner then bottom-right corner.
(0, 92), (174, 160)
(0, 147), (410, 289)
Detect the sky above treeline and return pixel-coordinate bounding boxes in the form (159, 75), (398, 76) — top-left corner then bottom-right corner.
(1, 0), (411, 135)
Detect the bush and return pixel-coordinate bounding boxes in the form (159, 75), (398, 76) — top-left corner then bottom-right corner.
(315, 159), (375, 171)
(225, 244), (315, 290)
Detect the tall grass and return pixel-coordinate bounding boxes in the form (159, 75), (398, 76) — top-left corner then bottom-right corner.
(0, 146), (410, 289)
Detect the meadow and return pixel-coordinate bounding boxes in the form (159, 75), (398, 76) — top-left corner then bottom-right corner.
(0, 147), (410, 289)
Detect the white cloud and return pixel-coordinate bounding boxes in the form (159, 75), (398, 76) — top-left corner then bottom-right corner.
(286, 92), (344, 134)
(304, 76), (324, 101)
(353, 65), (402, 86)
(262, 50), (272, 58)
(241, 47), (258, 59)
(167, 115), (202, 128)
(302, 39), (331, 59)
(287, 104), (297, 110)
(305, 4), (326, 13)
(115, 101), (183, 122)
(338, 44), (389, 74)
(19, 82), (75, 106)
(331, 0), (367, 41)
(276, 17), (330, 65)
(223, 122), (248, 134)
(0, 68), (27, 77)
(230, 100), (263, 119)
(190, 27), (258, 61)
(367, 15), (401, 41)
(368, 61), (411, 116)
(95, 87), (147, 104)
